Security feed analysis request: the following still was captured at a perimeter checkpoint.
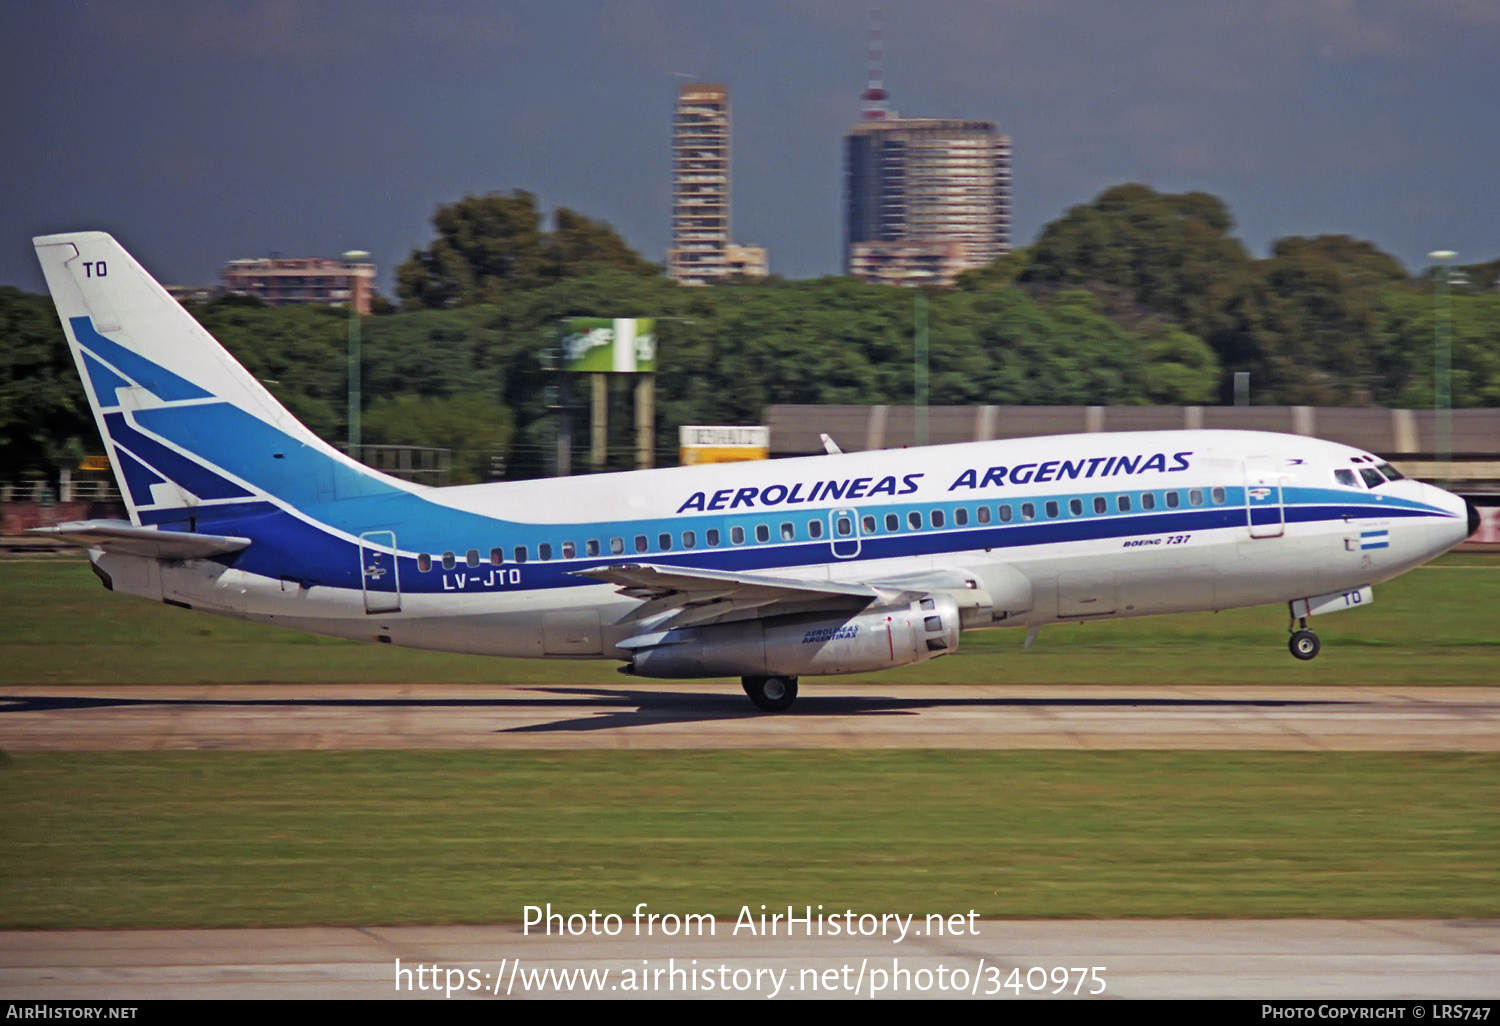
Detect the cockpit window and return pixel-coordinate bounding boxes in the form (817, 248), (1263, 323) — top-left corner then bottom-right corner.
(1359, 467), (1385, 489)
(1334, 469), (1359, 488)
(1377, 463), (1404, 482)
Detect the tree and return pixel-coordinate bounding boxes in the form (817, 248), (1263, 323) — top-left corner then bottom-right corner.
(0, 288), (95, 481)
(397, 192), (655, 309)
(363, 393), (514, 484)
(1209, 236), (1409, 404)
(1021, 183), (1251, 341)
(546, 208), (659, 279)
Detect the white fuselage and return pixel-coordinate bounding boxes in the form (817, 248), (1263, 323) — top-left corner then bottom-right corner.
(95, 429), (1470, 665)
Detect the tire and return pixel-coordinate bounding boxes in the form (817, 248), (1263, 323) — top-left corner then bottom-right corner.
(741, 675), (798, 712)
(1288, 630), (1320, 661)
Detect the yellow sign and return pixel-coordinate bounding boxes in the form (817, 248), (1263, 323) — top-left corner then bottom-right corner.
(79, 455), (111, 472)
(679, 426), (769, 466)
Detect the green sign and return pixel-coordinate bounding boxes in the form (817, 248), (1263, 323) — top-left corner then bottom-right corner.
(560, 318), (657, 373)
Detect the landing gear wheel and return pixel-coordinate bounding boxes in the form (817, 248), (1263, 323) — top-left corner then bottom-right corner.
(741, 675), (798, 712)
(1289, 630), (1320, 661)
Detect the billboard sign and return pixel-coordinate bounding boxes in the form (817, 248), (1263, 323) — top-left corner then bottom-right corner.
(679, 425), (770, 466)
(560, 318), (656, 374)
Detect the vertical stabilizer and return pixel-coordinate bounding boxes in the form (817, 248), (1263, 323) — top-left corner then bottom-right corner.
(33, 232), (402, 526)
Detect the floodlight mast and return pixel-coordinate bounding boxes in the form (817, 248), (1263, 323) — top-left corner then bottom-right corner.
(1428, 249), (1456, 481)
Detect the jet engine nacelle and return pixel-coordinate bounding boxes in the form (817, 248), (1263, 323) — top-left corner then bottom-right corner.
(625, 594), (960, 679)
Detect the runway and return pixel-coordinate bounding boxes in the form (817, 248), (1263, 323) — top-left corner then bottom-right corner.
(3, 920), (1497, 999)
(1, 682), (1497, 751)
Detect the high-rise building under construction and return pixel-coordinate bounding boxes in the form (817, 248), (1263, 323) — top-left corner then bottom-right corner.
(842, 27), (1012, 286)
(668, 83), (766, 285)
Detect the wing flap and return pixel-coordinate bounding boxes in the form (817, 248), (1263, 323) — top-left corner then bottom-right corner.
(574, 562), (878, 628)
(27, 519), (251, 560)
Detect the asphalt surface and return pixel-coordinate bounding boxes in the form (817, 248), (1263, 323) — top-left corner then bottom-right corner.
(3, 920), (1497, 999)
(1, 682), (1497, 750)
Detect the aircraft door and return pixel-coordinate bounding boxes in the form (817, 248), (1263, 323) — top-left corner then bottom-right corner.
(829, 507), (862, 559)
(359, 530), (401, 613)
(1244, 459), (1286, 539)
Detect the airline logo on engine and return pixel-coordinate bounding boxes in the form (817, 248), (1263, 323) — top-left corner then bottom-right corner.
(803, 625), (859, 644)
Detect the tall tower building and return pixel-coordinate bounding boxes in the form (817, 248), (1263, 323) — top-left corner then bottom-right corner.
(843, 28), (1011, 286)
(845, 119), (1012, 286)
(668, 83), (731, 285)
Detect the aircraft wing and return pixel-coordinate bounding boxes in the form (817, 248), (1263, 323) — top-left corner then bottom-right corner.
(27, 519), (251, 560)
(574, 562), (879, 628)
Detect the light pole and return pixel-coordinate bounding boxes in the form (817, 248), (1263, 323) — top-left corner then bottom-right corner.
(915, 291), (929, 447)
(343, 250), (370, 457)
(1428, 249), (1455, 480)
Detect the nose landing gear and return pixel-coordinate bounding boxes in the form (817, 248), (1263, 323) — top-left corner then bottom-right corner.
(1288, 611), (1320, 661)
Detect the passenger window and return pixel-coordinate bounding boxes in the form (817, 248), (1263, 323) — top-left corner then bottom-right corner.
(562, 541), (576, 559)
(1334, 469), (1359, 487)
(885, 513), (899, 532)
(634, 535), (648, 553)
(808, 520), (823, 539)
(755, 524), (770, 543)
(538, 543), (552, 561)
(908, 511), (923, 530)
(998, 505), (1012, 523)
(1360, 467), (1385, 489)
(682, 531), (696, 549)
(490, 547), (503, 565)
(466, 549), (479, 567)
(1166, 491), (1180, 509)
(1189, 489), (1203, 506)
(513, 546), (527, 563)
(732, 526), (746, 544)
(707, 529), (721, 546)
(835, 517), (851, 538)
(1118, 495), (1131, 512)
(1020, 503), (1034, 521)
(658, 533), (672, 551)
(610, 537), (624, 555)
(954, 507), (968, 526)
(586, 539), (600, 557)
(1141, 492), (1156, 511)
(780, 522), (795, 541)
(418, 553), (432, 572)
(1093, 496), (1107, 514)
(1211, 487), (1226, 504)
(931, 509), (946, 528)
(442, 552), (456, 570)
(1069, 498), (1083, 516)
(864, 515), (877, 533)
(977, 505), (992, 524)
(1045, 500), (1059, 518)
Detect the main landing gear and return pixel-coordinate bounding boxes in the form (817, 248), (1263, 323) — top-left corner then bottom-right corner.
(742, 675), (798, 712)
(1287, 611), (1320, 661)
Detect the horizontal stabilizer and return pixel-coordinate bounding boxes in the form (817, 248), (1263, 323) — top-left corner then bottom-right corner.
(27, 520), (251, 560)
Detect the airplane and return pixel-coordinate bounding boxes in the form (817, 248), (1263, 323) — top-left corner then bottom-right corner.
(30, 232), (1480, 711)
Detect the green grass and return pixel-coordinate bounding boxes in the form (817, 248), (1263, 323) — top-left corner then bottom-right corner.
(1, 555), (1497, 685)
(1, 750), (1496, 928)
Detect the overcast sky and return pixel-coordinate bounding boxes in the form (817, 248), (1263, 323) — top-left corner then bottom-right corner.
(3, 0), (1497, 295)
